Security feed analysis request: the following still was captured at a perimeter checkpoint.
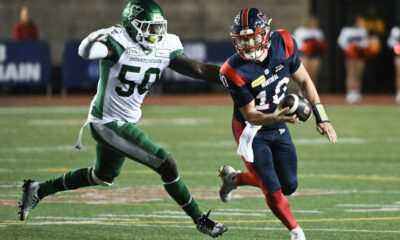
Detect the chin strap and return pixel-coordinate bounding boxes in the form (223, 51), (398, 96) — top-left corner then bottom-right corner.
(312, 103), (330, 123)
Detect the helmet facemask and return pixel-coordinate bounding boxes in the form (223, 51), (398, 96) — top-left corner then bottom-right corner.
(231, 25), (271, 61)
(230, 8), (272, 61)
(132, 18), (167, 49)
(121, 0), (167, 50)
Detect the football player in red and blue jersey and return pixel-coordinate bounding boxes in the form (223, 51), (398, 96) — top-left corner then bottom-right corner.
(218, 8), (337, 240)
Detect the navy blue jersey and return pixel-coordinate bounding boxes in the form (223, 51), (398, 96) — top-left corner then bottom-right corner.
(220, 29), (301, 129)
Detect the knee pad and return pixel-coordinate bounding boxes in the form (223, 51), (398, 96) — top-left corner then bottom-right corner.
(158, 156), (178, 182)
(282, 181), (298, 196)
(91, 168), (114, 186)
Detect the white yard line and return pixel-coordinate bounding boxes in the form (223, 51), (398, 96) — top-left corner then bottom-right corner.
(0, 106), (87, 114)
(1, 220), (399, 234)
(338, 202), (400, 213)
(97, 214), (189, 219)
(229, 226), (400, 234)
(156, 209), (323, 215)
(29, 119), (85, 126)
(138, 118), (212, 126)
(0, 145), (94, 153)
(33, 216), (140, 221)
(338, 203), (400, 208)
(294, 137), (366, 144)
(345, 208), (400, 213)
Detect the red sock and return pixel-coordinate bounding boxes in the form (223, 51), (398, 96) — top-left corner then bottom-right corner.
(236, 172), (259, 187)
(265, 190), (298, 230)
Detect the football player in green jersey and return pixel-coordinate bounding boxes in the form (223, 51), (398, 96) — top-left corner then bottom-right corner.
(18, 0), (226, 237)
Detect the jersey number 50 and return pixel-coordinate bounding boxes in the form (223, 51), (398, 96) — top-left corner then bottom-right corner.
(116, 64), (160, 97)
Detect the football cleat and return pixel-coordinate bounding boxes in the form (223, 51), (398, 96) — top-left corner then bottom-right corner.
(196, 211), (227, 238)
(218, 165), (239, 203)
(290, 226), (306, 240)
(18, 179), (41, 221)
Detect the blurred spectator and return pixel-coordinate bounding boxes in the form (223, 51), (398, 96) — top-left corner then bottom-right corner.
(13, 6), (38, 41)
(293, 15), (327, 86)
(359, 5), (385, 58)
(387, 25), (400, 103)
(338, 16), (369, 103)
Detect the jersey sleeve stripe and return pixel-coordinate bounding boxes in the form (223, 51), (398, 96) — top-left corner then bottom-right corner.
(106, 36), (126, 63)
(220, 61), (248, 87)
(170, 49), (184, 60)
(276, 29), (294, 59)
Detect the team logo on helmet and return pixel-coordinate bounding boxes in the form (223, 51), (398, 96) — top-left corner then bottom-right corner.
(123, 4), (144, 19)
(257, 11), (270, 26)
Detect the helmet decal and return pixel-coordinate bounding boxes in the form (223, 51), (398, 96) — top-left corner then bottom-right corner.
(123, 4), (144, 19)
(241, 8), (249, 30)
(257, 11), (270, 27)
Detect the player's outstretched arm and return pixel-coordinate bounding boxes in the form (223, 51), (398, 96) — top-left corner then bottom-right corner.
(78, 30), (113, 60)
(292, 63), (338, 143)
(168, 54), (221, 84)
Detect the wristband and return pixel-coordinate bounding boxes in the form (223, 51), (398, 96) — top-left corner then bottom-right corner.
(312, 103), (329, 123)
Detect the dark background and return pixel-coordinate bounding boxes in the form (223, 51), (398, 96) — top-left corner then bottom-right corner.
(311, 0), (400, 93)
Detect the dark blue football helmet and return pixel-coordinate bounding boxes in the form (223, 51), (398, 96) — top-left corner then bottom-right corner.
(230, 8), (272, 60)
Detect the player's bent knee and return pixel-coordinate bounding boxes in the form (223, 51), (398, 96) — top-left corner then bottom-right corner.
(157, 155), (178, 182)
(281, 181), (298, 196)
(92, 169), (114, 186)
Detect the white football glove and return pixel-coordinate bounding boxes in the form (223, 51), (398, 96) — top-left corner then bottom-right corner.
(88, 30), (109, 43)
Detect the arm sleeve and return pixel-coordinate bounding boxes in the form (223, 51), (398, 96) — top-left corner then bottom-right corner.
(275, 29), (301, 73)
(228, 82), (253, 108)
(219, 62), (253, 108)
(165, 34), (184, 60)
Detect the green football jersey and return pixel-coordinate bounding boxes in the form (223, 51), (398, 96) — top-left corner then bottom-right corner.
(88, 26), (184, 124)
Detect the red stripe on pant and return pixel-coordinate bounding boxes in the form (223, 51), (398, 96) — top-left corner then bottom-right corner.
(232, 119), (298, 230)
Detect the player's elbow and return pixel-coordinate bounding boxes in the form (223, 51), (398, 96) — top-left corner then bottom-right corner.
(78, 42), (90, 60)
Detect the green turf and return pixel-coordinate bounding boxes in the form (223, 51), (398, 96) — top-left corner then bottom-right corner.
(0, 105), (399, 240)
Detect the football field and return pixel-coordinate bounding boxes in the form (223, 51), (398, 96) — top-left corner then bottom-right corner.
(0, 104), (399, 240)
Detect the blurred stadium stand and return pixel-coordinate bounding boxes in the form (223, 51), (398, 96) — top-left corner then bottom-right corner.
(1, 0), (400, 96)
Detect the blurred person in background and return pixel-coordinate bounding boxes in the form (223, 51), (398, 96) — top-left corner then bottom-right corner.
(293, 15), (327, 87)
(387, 25), (400, 103)
(218, 7), (337, 240)
(17, 0), (227, 237)
(338, 16), (370, 103)
(358, 5), (385, 60)
(13, 6), (38, 41)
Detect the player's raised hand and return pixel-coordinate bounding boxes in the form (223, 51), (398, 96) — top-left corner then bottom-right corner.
(87, 29), (111, 43)
(316, 122), (337, 143)
(273, 106), (299, 124)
